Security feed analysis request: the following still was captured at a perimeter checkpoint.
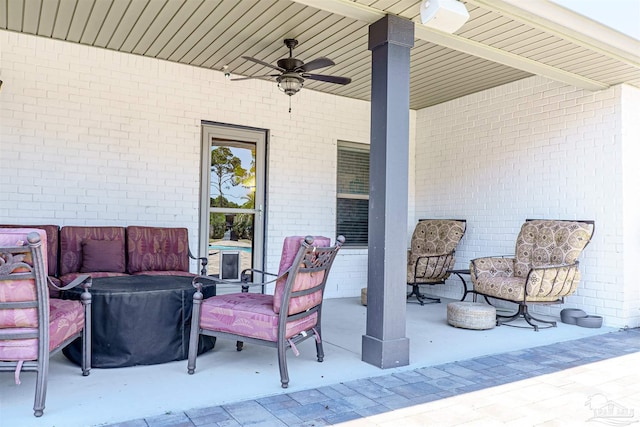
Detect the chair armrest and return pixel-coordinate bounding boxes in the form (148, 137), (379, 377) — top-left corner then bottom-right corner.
(409, 252), (454, 280)
(525, 261), (581, 299)
(189, 249), (208, 275)
(48, 274), (92, 292)
(470, 257), (515, 280)
(192, 269), (286, 292)
(241, 268), (279, 277)
(240, 267), (279, 283)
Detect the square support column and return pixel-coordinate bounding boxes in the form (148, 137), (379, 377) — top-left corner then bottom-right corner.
(362, 15), (414, 369)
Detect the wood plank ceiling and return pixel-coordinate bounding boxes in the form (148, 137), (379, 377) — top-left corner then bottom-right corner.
(1, 0), (639, 110)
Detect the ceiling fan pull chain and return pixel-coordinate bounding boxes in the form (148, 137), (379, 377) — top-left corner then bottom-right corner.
(289, 97), (292, 113)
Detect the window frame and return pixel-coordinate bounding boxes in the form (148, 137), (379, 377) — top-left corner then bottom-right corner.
(336, 140), (370, 248)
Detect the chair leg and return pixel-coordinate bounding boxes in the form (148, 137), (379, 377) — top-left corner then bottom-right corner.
(497, 303), (557, 332)
(82, 324), (91, 376)
(407, 284), (440, 305)
(277, 339), (289, 389)
(33, 357), (48, 417)
(315, 327), (324, 363)
(81, 285), (92, 376)
(187, 291), (204, 375)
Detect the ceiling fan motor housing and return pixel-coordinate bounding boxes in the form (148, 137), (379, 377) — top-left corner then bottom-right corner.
(277, 57), (305, 72)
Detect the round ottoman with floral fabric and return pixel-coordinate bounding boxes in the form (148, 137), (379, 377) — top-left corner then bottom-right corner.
(447, 301), (496, 330)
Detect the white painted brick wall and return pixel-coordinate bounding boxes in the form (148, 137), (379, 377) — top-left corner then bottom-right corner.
(414, 76), (637, 328)
(2, 31), (638, 323)
(0, 32), (376, 297)
(621, 84), (640, 328)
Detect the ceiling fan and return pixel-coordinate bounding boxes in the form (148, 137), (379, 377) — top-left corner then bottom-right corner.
(232, 39), (351, 98)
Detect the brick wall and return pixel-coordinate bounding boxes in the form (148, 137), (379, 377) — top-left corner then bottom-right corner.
(0, 31), (375, 298)
(621, 84), (640, 327)
(414, 76), (639, 328)
(2, 31), (638, 323)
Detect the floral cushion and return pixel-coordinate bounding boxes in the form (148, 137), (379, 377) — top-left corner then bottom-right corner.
(131, 270), (195, 276)
(60, 226), (126, 275)
(407, 220), (465, 283)
(127, 226), (190, 274)
(0, 225), (58, 277)
(513, 220), (594, 278)
(471, 220), (593, 302)
(0, 228), (84, 361)
(0, 299), (84, 361)
(0, 229), (48, 329)
(199, 293), (318, 342)
(273, 236), (331, 314)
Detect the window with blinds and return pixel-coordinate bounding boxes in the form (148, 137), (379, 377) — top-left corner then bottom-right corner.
(337, 141), (369, 247)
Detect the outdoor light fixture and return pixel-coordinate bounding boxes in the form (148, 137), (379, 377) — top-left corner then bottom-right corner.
(276, 72), (304, 96)
(420, 0), (469, 33)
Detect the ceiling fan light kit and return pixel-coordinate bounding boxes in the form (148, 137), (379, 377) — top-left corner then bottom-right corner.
(277, 72), (304, 96)
(233, 38), (351, 110)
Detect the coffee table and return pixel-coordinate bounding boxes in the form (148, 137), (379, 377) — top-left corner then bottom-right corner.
(63, 275), (217, 368)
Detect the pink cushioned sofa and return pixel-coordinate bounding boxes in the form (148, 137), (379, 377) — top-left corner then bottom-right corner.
(0, 224), (206, 285)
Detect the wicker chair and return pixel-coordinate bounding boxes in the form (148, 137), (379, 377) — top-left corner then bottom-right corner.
(0, 228), (92, 416)
(470, 219), (595, 331)
(407, 219), (466, 304)
(187, 235), (344, 388)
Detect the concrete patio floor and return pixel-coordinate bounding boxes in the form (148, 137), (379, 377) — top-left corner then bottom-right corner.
(0, 297), (622, 427)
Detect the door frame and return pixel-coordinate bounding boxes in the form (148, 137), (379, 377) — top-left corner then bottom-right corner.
(199, 121), (268, 277)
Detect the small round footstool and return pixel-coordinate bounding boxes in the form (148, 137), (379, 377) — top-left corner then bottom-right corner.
(447, 302), (496, 330)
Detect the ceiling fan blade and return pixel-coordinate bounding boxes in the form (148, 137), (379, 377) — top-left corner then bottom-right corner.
(304, 73), (351, 85)
(230, 74), (279, 81)
(241, 56), (284, 72)
(300, 57), (335, 72)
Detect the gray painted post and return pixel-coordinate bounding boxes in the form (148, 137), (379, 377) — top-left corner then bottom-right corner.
(362, 14), (414, 369)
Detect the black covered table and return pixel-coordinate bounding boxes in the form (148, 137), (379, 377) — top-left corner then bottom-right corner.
(63, 275), (217, 368)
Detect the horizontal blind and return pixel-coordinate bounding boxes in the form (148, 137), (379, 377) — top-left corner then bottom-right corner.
(337, 141), (369, 246)
(337, 143), (369, 195)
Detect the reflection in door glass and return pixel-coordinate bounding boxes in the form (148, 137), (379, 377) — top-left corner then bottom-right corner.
(207, 142), (256, 283)
(209, 144), (256, 209)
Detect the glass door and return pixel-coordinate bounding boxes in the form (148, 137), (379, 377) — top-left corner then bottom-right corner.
(200, 123), (266, 293)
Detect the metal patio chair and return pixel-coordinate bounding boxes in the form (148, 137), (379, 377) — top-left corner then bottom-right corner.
(187, 235), (344, 388)
(470, 219), (595, 331)
(0, 228), (92, 416)
(407, 219), (466, 304)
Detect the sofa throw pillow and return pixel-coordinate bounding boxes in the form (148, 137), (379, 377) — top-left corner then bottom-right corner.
(80, 239), (125, 273)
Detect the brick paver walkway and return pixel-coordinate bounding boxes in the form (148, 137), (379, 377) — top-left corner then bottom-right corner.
(106, 328), (640, 427)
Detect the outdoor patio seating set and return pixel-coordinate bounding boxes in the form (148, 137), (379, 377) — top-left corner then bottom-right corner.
(0, 224), (344, 417)
(402, 218), (596, 332)
(0, 217), (595, 417)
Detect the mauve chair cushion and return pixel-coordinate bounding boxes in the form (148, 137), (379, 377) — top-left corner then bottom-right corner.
(0, 228), (48, 329)
(0, 299), (84, 361)
(273, 236), (331, 314)
(199, 293), (318, 342)
(126, 226), (190, 274)
(60, 226), (125, 275)
(0, 225), (58, 277)
(0, 228), (84, 361)
(131, 270), (195, 276)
